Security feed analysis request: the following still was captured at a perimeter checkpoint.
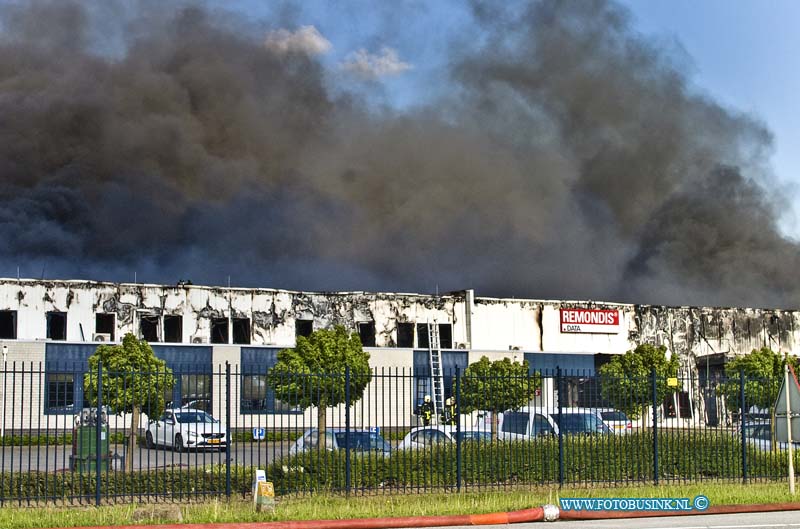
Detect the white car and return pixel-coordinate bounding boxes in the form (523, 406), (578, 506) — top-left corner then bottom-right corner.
(596, 408), (633, 434)
(145, 408), (228, 452)
(396, 426), (493, 450)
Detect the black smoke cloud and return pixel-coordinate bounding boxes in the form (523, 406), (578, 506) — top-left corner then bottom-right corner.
(1, 0), (798, 308)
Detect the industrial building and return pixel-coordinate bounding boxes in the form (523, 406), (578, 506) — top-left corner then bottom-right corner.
(0, 278), (797, 431)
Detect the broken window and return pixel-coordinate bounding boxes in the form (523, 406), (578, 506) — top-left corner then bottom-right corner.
(295, 319), (313, 338)
(139, 314), (160, 343)
(163, 315), (182, 343)
(232, 318), (251, 344)
(358, 321), (376, 347)
(46, 311), (67, 341)
(416, 323), (430, 349)
(95, 313), (115, 341)
(415, 323), (452, 349)
(0, 310), (16, 339)
(438, 323), (453, 349)
(210, 318), (229, 344)
(396, 322), (414, 348)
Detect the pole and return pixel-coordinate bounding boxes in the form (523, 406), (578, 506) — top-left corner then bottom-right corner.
(455, 365), (462, 493)
(225, 362), (232, 498)
(95, 363), (103, 507)
(740, 369), (747, 483)
(557, 366), (564, 487)
(785, 357), (795, 495)
(345, 366), (351, 497)
(652, 368), (659, 485)
(1, 345), (7, 440)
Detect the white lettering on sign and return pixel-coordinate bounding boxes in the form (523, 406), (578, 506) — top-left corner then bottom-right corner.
(560, 309), (621, 334)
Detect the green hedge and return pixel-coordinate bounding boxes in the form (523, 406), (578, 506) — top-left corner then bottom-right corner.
(265, 431), (800, 494)
(0, 432), (129, 447)
(2, 431), (798, 500)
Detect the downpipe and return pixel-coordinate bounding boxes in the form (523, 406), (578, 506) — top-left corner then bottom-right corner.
(50, 502), (800, 529)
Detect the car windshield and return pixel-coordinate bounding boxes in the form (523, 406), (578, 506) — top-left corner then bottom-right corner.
(600, 411), (628, 422)
(334, 432), (391, 452)
(456, 431), (492, 442)
(553, 413), (607, 433)
(174, 411), (217, 424)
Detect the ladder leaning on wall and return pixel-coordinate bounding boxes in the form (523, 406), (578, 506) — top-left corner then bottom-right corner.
(427, 322), (445, 422)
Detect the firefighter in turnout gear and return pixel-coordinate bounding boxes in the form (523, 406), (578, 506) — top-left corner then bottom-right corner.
(440, 397), (457, 426)
(415, 395), (434, 426)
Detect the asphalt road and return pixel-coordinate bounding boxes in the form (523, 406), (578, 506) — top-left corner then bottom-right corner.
(0, 442), (291, 472)
(445, 511), (800, 529)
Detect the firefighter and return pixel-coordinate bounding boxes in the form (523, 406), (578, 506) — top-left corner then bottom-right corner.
(441, 397), (457, 426)
(415, 395), (434, 426)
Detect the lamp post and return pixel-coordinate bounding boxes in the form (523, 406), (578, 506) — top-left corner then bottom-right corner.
(1, 344), (7, 439)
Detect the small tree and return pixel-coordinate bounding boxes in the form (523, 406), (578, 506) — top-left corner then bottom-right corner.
(460, 356), (540, 439)
(598, 343), (679, 420)
(721, 347), (800, 413)
(268, 325), (371, 445)
(83, 333), (174, 471)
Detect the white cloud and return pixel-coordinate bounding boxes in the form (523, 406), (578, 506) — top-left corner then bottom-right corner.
(264, 26), (332, 56)
(340, 47), (413, 80)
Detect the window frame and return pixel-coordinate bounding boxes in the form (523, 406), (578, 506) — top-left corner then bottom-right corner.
(45, 372), (79, 415)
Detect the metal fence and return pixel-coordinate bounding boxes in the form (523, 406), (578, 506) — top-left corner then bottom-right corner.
(0, 362), (797, 505)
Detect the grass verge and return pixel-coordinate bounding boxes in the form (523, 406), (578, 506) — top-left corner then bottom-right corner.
(0, 482), (798, 528)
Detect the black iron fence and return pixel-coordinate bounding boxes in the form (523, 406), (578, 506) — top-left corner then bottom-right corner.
(0, 363), (797, 505)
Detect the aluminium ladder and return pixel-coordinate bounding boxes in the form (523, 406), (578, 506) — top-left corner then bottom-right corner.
(427, 322), (445, 421)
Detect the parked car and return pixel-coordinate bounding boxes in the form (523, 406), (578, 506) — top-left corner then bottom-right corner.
(497, 406), (611, 440)
(743, 421), (800, 452)
(396, 426), (493, 450)
(289, 428), (392, 456)
(552, 408), (613, 435)
(145, 408), (228, 452)
(497, 407), (557, 440)
(596, 408), (632, 434)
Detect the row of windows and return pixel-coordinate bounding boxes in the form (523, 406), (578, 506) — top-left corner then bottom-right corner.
(47, 372), (305, 415)
(0, 310), (453, 348)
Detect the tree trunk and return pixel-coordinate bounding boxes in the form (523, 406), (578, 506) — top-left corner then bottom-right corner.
(127, 406), (139, 472)
(491, 411), (499, 440)
(317, 404), (327, 449)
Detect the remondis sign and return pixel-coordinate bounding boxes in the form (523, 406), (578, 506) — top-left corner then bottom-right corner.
(560, 308), (620, 334)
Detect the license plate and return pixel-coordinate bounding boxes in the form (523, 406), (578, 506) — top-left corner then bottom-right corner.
(208, 439), (220, 444)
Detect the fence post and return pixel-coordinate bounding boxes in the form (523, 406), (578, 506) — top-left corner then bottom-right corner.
(225, 362), (231, 498)
(740, 369), (747, 483)
(557, 366), (564, 487)
(455, 365), (462, 492)
(651, 368), (658, 485)
(95, 363), (103, 507)
(345, 366), (351, 496)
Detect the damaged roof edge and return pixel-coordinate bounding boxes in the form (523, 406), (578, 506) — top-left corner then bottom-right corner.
(0, 278), (469, 301)
(2, 278), (798, 314)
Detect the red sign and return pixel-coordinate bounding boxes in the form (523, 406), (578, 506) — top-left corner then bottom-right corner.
(560, 309), (620, 334)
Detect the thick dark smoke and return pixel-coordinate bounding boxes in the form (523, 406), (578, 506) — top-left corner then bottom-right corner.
(1, 0), (799, 308)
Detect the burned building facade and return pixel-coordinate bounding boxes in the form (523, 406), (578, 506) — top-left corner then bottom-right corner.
(0, 278), (797, 430)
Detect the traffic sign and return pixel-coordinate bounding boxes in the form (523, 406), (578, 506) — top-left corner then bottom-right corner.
(252, 427), (266, 441)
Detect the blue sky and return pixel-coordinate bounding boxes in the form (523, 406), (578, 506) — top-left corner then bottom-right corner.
(216, 0), (800, 235)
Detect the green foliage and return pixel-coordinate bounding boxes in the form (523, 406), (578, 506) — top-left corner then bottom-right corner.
(598, 344), (679, 420)
(83, 333), (175, 419)
(2, 433), (800, 501)
(268, 325), (371, 411)
(460, 356), (540, 414)
(721, 347), (800, 411)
